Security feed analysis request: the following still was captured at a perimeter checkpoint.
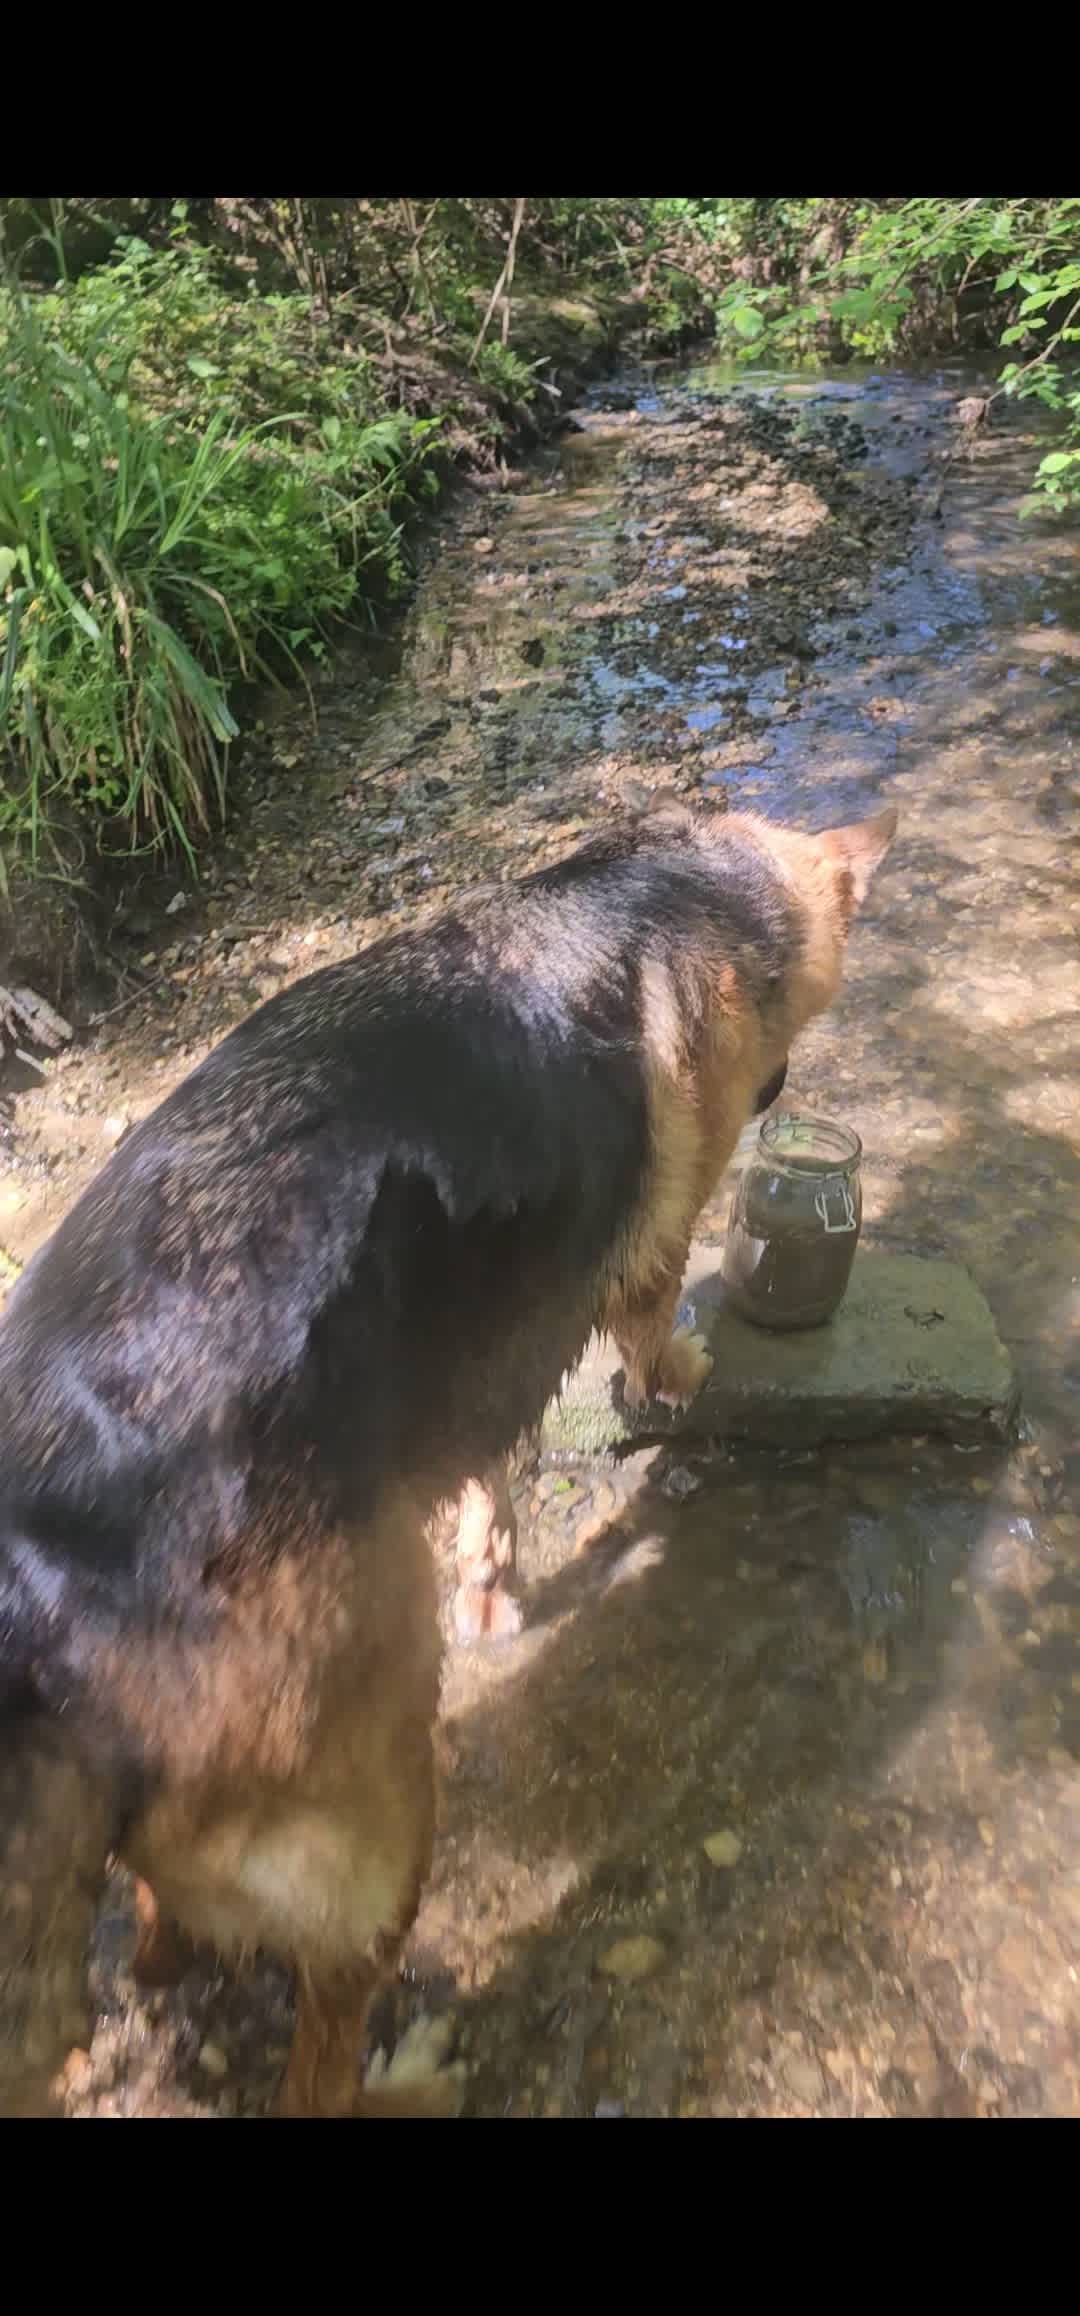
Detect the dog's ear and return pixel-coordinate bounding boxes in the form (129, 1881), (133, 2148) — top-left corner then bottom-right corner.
(818, 806), (897, 911)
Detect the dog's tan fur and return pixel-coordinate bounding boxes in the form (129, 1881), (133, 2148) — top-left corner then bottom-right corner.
(0, 801), (895, 2116)
(451, 803), (897, 1620)
(127, 1501), (444, 2116)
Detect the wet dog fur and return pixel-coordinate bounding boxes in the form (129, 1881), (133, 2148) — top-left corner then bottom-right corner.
(448, 1047), (793, 1643)
(0, 799), (895, 2115)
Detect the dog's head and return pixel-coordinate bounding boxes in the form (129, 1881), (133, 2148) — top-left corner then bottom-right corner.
(705, 804), (898, 1096)
(762, 802), (897, 1029)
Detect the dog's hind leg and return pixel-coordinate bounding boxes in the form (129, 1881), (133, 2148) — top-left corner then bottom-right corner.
(452, 1468), (521, 1642)
(282, 1963), (464, 2119)
(0, 1714), (114, 2116)
(276, 1717), (462, 2118)
(280, 1959), (385, 2116)
(271, 1505), (460, 2117)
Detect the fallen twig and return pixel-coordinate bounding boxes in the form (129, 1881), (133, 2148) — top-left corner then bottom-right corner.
(0, 983), (74, 1050)
(87, 970), (170, 1028)
(400, 197), (439, 319)
(470, 198), (526, 365)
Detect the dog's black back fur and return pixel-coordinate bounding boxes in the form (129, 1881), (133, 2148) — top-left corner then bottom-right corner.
(0, 801), (904, 2114)
(0, 820), (805, 1723)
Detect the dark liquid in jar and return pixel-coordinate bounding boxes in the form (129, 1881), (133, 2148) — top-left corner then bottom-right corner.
(723, 1162), (860, 1330)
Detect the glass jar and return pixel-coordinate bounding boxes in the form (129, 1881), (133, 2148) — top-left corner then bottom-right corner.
(722, 1112), (863, 1331)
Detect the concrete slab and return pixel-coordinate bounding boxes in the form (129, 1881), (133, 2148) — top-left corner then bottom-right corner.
(541, 1250), (1018, 1455)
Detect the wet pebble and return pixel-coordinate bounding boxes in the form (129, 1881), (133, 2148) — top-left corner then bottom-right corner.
(599, 1935), (666, 1983)
(661, 1464), (702, 1500)
(703, 1830), (743, 1867)
(779, 2045), (825, 2105)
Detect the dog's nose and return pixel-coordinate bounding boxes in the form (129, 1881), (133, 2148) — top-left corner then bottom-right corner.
(752, 1060), (788, 1114)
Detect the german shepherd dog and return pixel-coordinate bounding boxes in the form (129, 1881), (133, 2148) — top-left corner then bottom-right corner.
(0, 799), (895, 2116)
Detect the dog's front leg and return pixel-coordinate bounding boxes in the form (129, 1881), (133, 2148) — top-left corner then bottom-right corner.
(610, 1264), (714, 1413)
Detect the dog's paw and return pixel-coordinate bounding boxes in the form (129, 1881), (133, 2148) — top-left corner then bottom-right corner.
(366, 2013), (466, 2116)
(653, 1327), (714, 1409)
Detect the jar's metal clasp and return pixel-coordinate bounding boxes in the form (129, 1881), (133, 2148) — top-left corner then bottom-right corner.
(814, 1181), (858, 1235)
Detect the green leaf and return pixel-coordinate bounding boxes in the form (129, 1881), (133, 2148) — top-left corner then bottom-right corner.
(831, 289), (879, 321)
(49, 571), (102, 643)
(186, 356), (220, 380)
(0, 588), (23, 720)
(1038, 451), (1076, 476)
(141, 612), (239, 742)
(0, 547), (17, 591)
(731, 306), (765, 340)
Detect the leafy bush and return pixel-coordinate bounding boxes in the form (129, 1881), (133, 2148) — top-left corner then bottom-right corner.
(0, 233), (439, 869)
(703, 199), (1080, 511)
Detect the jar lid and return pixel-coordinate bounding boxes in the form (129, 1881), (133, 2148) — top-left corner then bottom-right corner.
(758, 1111), (862, 1175)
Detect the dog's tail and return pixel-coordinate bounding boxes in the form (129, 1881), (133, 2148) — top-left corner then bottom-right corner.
(0, 1533), (128, 2116)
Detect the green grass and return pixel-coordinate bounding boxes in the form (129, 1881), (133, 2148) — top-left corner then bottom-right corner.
(0, 235), (441, 875)
(0, 201), (713, 891)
